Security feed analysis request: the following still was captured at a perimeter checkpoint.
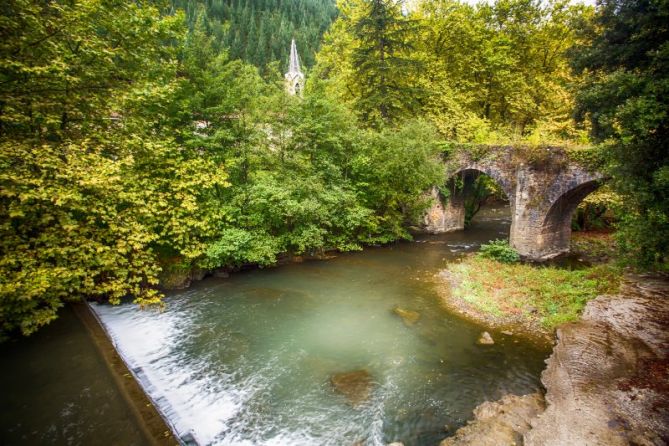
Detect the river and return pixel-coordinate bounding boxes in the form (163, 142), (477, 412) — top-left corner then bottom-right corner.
(0, 205), (549, 446)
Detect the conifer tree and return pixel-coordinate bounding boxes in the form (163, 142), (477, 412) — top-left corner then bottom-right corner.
(351, 0), (423, 126)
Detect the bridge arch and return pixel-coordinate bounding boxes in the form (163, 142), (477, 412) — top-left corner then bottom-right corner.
(424, 164), (514, 233)
(425, 146), (606, 260)
(538, 179), (603, 256)
(543, 179), (602, 230)
(450, 165), (515, 203)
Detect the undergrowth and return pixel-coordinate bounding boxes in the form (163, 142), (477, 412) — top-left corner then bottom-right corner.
(447, 255), (621, 330)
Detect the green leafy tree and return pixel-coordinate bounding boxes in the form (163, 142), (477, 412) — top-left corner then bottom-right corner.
(415, 0), (591, 142)
(350, 120), (444, 239)
(0, 0), (228, 337)
(572, 0), (669, 268)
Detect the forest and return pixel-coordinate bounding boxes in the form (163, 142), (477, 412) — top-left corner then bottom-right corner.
(0, 0), (667, 338)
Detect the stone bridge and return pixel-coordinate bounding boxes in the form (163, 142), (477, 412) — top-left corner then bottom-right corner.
(424, 146), (605, 261)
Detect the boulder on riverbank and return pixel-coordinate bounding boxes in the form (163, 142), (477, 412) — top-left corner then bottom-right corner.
(524, 274), (669, 446)
(330, 369), (374, 406)
(439, 393), (545, 446)
(392, 307), (421, 326)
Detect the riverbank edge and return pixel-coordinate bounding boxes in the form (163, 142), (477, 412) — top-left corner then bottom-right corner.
(438, 273), (669, 445)
(433, 269), (554, 348)
(72, 303), (179, 446)
(159, 249), (342, 291)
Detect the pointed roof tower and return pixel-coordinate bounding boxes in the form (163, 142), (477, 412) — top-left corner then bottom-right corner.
(284, 39), (305, 96)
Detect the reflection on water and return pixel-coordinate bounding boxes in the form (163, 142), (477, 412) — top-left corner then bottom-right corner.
(93, 205), (549, 446)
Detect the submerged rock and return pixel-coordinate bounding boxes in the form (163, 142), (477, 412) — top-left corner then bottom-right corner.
(440, 393), (545, 446)
(478, 331), (494, 345)
(393, 307), (421, 326)
(330, 369), (374, 406)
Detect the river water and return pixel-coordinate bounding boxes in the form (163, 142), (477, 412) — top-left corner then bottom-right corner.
(0, 307), (149, 445)
(89, 206), (549, 446)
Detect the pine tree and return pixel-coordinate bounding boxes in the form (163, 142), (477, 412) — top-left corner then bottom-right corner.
(351, 0), (423, 126)
(170, 0), (337, 70)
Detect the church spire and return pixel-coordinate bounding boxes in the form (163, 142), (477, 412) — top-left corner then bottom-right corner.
(289, 39), (301, 75)
(284, 39), (304, 96)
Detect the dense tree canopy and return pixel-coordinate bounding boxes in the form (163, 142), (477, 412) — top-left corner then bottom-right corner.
(318, 0), (592, 140)
(0, 0), (442, 338)
(171, 0), (337, 70)
(0, 0), (230, 337)
(572, 0), (669, 268)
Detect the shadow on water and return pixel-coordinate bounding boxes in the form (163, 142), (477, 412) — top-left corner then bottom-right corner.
(0, 307), (150, 446)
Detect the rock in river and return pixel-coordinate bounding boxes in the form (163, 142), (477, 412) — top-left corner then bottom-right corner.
(331, 369), (374, 406)
(478, 331), (494, 345)
(393, 307), (421, 326)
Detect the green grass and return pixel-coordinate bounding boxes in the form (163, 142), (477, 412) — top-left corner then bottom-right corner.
(447, 256), (622, 330)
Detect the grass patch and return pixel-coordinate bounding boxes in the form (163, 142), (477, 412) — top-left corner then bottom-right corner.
(447, 256), (622, 331)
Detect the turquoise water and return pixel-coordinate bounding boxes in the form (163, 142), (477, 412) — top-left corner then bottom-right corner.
(93, 206), (549, 446)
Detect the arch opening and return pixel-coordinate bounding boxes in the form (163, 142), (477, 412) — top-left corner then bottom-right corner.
(543, 179), (603, 231)
(540, 179), (603, 255)
(446, 168), (512, 229)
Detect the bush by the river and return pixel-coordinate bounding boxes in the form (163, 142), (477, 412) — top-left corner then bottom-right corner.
(478, 240), (521, 263)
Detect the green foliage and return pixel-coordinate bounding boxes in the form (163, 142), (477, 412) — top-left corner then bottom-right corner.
(478, 240), (520, 263)
(201, 228), (279, 268)
(565, 145), (609, 171)
(0, 0), (228, 337)
(572, 0), (669, 269)
(351, 120), (444, 239)
(448, 256), (622, 331)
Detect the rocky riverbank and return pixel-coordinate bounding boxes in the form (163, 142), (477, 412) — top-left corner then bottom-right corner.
(439, 274), (669, 445)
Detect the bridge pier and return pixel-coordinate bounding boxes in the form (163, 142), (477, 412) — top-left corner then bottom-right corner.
(423, 187), (465, 233)
(424, 148), (603, 261)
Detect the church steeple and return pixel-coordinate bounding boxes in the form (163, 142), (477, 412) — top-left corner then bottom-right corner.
(284, 39), (304, 96)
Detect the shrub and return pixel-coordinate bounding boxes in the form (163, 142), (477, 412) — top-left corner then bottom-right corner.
(478, 239), (520, 263)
